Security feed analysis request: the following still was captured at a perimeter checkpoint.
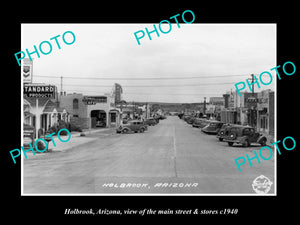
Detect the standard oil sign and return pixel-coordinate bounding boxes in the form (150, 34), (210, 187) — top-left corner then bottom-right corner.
(23, 58), (33, 83)
(24, 84), (56, 98)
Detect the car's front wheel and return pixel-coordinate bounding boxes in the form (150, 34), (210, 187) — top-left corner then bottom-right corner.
(140, 128), (145, 133)
(228, 142), (234, 146)
(259, 137), (267, 146)
(122, 128), (129, 134)
(242, 139), (250, 147)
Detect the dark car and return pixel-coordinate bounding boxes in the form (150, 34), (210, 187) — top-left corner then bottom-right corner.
(182, 115), (191, 122)
(223, 125), (267, 147)
(159, 115), (166, 120)
(186, 116), (196, 124)
(145, 117), (157, 126)
(116, 120), (147, 134)
(201, 121), (224, 134)
(192, 118), (202, 128)
(216, 123), (232, 141)
(193, 118), (210, 128)
(178, 113), (183, 119)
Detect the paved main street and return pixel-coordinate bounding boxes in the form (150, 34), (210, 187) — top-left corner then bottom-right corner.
(23, 116), (275, 194)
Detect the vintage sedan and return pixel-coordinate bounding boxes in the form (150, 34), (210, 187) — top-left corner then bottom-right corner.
(223, 125), (267, 147)
(182, 115), (191, 122)
(144, 117), (157, 126)
(201, 121), (224, 134)
(216, 123), (232, 141)
(116, 120), (147, 134)
(192, 118), (210, 128)
(186, 116), (196, 124)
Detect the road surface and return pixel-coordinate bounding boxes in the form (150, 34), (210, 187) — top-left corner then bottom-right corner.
(23, 116), (275, 194)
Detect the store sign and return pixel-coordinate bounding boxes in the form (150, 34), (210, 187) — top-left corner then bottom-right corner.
(114, 83), (123, 104)
(82, 98), (96, 105)
(24, 84), (56, 98)
(245, 97), (258, 103)
(245, 97), (268, 104)
(82, 96), (107, 105)
(258, 98), (268, 104)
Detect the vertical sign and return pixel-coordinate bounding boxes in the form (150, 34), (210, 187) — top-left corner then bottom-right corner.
(23, 58), (33, 83)
(115, 83), (123, 104)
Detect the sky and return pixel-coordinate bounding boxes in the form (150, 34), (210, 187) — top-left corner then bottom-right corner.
(22, 23), (276, 103)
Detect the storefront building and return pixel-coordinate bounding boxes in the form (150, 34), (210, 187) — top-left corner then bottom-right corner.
(23, 82), (68, 138)
(59, 93), (121, 129)
(23, 94), (67, 138)
(233, 92), (258, 127)
(256, 89), (274, 135)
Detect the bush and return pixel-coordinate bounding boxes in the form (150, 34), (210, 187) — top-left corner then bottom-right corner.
(68, 123), (82, 132)
(48, 121), (82, 134)
(48, 125), (58, 134)
(58, 129), (69, 136)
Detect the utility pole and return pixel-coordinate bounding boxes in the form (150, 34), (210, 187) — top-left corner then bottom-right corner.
(60, 76), (63, 95)
(248, 74), (255, 94)
(247, 74), (256, 127)
(203, 97), (206, 115)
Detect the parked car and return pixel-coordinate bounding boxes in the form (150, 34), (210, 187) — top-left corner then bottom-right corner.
(192, 118), (203, 128)
(216, 123), (232, 141)
(159, 115), (166, 120)
(96, 120), (106, 127)
(193, 118), (210, 128)
(178, 113), (184, 119)
(186, 116), (196, 124)
(116, 120), (147, 134)
(201, 121), (224, 134)
(182, 115), (191, 122)
(145, 117), (157, 126)
(223, 125), (267, 147)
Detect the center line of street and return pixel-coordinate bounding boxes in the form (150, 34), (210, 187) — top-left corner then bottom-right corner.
(173, 124), (178, 178)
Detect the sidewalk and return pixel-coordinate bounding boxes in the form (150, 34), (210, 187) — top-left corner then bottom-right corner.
(24, 127), (115, 159)
(46, 127), (115, 151)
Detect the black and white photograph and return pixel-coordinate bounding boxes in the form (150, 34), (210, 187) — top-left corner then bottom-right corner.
(21, 23), (276, 195)
(4, 4), (298, 221)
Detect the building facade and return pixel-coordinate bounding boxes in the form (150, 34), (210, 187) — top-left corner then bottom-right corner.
(256, 89), (274, 135)
(59, 93), (121, 129)
(23, 96), (67, 138)
(233, 92), (258, 127)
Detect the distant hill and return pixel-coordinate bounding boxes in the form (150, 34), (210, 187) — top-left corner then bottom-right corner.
(126, 101), (204, 113)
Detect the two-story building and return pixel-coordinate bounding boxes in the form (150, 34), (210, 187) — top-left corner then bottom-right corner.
(233, 91), (258, 127)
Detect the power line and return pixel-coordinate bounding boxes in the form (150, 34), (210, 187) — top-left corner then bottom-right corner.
(66, 90), (223, 96)
(61, 82), (236, 88)
(34, 74), (250, 80)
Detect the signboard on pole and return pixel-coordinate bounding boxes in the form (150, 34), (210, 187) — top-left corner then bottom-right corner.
(114, 83), (123, 104)
(24, 84), (56, 98)
(23, 58), (33, 83)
